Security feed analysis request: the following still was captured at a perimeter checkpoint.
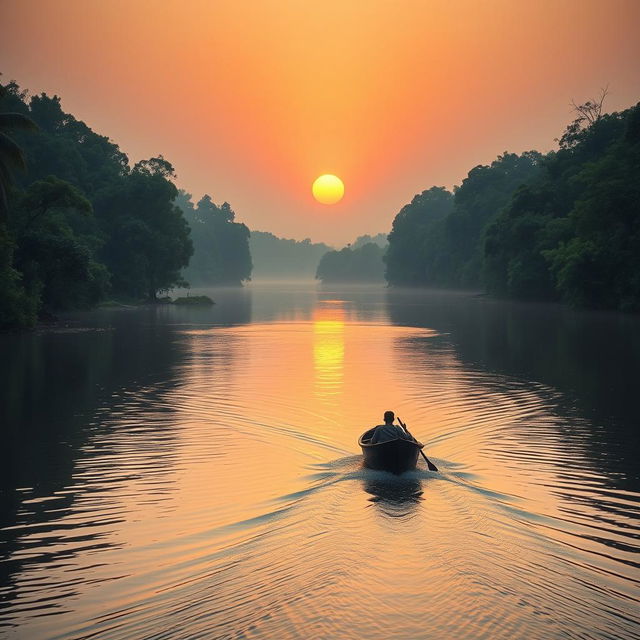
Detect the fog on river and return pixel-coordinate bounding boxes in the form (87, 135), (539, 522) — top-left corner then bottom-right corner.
(1, 283), (639, 640)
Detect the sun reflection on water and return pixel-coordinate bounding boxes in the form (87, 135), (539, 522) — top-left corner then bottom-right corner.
(313, 304), (345, 401)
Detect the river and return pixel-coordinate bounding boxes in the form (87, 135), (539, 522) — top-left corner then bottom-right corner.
(1, 283), (639, 639)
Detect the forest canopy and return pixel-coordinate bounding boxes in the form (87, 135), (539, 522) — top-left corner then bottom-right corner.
(316, 242), (386, 283)
(385, 99), (640, 311)
(0, 79), (252, 328)
(315, 234), (388, 283)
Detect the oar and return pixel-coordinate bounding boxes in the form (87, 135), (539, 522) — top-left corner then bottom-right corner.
(397, 417), (438, 471)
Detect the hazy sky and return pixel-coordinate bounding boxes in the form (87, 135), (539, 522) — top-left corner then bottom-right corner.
(2, 0), (639, 244)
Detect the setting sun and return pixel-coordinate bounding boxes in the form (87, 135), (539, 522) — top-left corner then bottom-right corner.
(312, 174), (344, 205)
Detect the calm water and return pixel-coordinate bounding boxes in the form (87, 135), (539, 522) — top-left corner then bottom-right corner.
(1, 283), (639, 640)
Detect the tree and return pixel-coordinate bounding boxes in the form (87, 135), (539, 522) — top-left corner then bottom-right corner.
(0, 80), (38, 327)
(560, 87), (609, 149)
(100, 158), (193, 300)
(0, 83), (38, 222)
(179, 192), (252, 286)
(486, 101), (640, 309)
(316, 242), (386, 283)
(0, 79), (199, 323)
(351, 233), (387, 250)
(11, 176), (109, 311)
(385, 186), (454, 285)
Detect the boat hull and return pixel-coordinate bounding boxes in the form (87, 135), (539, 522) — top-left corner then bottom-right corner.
(359, 428), (421, 474)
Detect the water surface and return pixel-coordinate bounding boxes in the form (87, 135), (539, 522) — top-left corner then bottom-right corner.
(1, 284), (639, 639)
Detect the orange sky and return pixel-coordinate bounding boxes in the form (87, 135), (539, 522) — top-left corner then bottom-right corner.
(1, 0), (639, 244)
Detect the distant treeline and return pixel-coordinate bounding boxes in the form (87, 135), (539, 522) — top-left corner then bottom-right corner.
(249, 231), (331, 279)
(0, 80), (250, 328)
(2, 75), (637, 329)
(385, 99), (640, 311)
(315, 234), (388, 283)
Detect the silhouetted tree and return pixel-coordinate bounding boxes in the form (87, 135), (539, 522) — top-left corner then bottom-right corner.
(316, 242), (386, 282)
(486, 101), (640, 310)
(100, 158), (192, 300)
(0, 83), (37, 222)
(179, 191), (252, 286)
(0, 79), (195, 325)
(0, 81), (38, 327)
(385, 186), (454, 285)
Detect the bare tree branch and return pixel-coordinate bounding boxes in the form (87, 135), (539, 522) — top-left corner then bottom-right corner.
(570, 86), (609, 125)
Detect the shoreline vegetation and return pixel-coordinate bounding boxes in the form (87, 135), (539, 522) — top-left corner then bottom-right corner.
(315, 234), (387, 283)
(381, 94), (640, 312)
(1, 75), (639, 331)
(0, 79), (247, 330)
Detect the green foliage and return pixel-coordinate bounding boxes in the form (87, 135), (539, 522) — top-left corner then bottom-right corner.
(10, 176), (109, 311)
(385, 154), (541, 288)
(0, 225), (37, 328)
(486, 102), (640, 310)
(179, 192), (251, 286)
(99, 159), (193, 299)
(0, 82), (40, 327)
(385, 186), (454, 285)
(0, 83), (38, 223)
(385, 99), (640, 311)
(316, 242), (386, 283)
(0, 79), (196, 327)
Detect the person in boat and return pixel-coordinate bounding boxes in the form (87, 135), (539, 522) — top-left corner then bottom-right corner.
(369, 411), (422, 445)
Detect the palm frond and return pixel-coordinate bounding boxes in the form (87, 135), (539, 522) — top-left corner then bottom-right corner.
(0, 158), (11, 187)
(0, 112), (38, 132)
(0, 132), (27, 171)
(0, 182), (8, 222)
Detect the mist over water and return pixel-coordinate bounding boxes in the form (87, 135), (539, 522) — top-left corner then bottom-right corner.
(1, 283), (639, 639)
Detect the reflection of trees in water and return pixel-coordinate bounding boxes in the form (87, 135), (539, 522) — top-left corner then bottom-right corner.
(0, 310), (192, 621)
(385, 288), (640, 484)
(1, 297), (256, 622)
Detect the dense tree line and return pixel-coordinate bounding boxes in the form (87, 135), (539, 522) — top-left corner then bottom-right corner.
(176, 191), (252, 286)
(385, 153), (542, 287)
(0, 80), (252, 328)
(249, 231), (331, 279)
(0, 81), (193, 327)
(314, 233), (388, 283)
(385, 99), (640, 311)
(485, 103), (640, 309)
(316, 242), (386, 283)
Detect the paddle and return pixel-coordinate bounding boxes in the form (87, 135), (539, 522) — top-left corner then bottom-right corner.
(397, 417), (438, 472)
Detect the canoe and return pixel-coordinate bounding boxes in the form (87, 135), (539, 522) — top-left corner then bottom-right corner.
(359, 427), (422, 474)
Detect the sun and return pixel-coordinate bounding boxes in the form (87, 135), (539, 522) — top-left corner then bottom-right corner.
(312, 174), (344, 205)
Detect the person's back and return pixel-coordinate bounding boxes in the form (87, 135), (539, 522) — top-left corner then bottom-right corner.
(369, 410), (415, 444)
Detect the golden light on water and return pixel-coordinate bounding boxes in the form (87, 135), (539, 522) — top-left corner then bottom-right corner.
(313, 306), (345, 398)
(312, 174), (344, 205)
(5, 286), (639, 640)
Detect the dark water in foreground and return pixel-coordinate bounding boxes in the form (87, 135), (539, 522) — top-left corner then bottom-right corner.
(1, 283), (639, 639)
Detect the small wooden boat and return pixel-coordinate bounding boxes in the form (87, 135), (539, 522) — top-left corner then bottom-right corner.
(359, 428), (423, 474)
